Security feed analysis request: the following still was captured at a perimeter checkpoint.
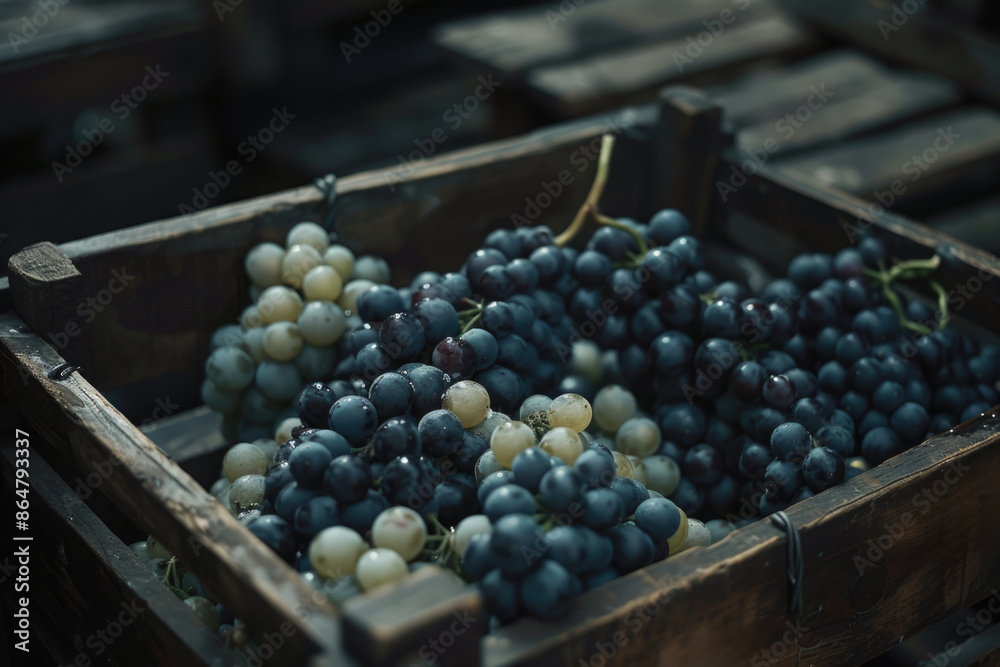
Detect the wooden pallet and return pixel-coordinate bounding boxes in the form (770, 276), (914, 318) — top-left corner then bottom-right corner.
(2, 88), (1000, 666)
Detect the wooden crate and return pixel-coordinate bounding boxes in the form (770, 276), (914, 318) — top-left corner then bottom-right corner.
(433, 0), (823, 131)
(2, 87), (1000, 667)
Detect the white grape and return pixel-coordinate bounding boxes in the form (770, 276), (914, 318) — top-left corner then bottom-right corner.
(474, 449), (503, 482)
(356, 548), (409, 592)
(251, 437), (279, 461)
(489, 422), (536, 468)
(262, 321), (304, 361)
(223, 443), (268, 482)
(302, 265), (343, 302)
(353, 255), (391, 284)
(593, 385), (638, 433)
(257, 286), (303, 324)
(297, 301), (347, 346)
(286, 222), (329, 254)
(371, 507), (427, 561)
(240, 305), (264, 330)
(680, 518), (711, 552)
(627, 455), (648, 486)
(470, 411), (510, 442)
(310, 526), (367, 578)
(242, 327), (266, 363)
(338, 279), (376, 316)
(539, 427), (584, 465)
(452, 515), (492, 556)
(611, 451), (634, 479)
(567, 340), (602, 384)
(642, 454), (681, 497)
(616, 418), (661, 457)
(547, 393), (592, 432)
(281, 244), (322, 288)
(244, 242), (285, 289)
(518, 394), (553, 420)
(274, 417), (302, 444)
(323, 245), (355, 281)
(442, 381), (491, 428)
(229, 474), (266, 513)
(205, 347), (254, 393)
(147, 535), (171, 560)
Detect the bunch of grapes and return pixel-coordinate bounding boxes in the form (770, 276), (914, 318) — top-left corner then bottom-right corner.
(199, 136), (999, 628)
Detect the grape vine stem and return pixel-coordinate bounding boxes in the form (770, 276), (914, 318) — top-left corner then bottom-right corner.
(555, 135), (615, 247)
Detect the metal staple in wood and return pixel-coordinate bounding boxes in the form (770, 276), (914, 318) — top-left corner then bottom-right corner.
(770, 510), (804, 619)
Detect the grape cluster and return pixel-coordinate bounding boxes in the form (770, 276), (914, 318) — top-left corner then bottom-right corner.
(203, 178), (998, 627)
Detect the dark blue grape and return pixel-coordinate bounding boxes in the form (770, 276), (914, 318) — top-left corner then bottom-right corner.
(581, 488), (625, 531)
(861, 426), (902, 465)
(274, 482), (323, 522)
(729, 360), (766, 402)
(648, 209), (691, 245)
(264, 462), (294, 504)
(649, 331), (693, 376)
(293, 496), (340, 540)
(301, 429), (351, 458)
(327, 395), (378, 446)
(763, 460), (803, 500)
(539, 466), (584, 515)
(372, 418), (421, 463)
(802, 447), (845, 492)
(545, 526), (588, 574)
(462, 532), (496, 581)
(574, 448), (616, 490)
(770, 422), (811, 463)
(412, 298), (460, 345)
(477, 265), (516, 300)
(405, 364), (449, 417)
(506, 258), (540, 293)
(479, 568), (521, 623)
(298, 383), (335, 429)
(477, 471), (515, 506)
(357, 285), (404, 322)
(288, 442), (333, 488)
(666, 235), (703, 270)
(701, 297), (743, 339)
(530, 246), (566, 285)
(418, 409), (464, 458)
(634, 497), (684, 545)
(247, 515), (296, 562)
(521, 560), (580, 618)
(435, 480), (477, 527)
(682, 444), (723, 486)
(466, 248), (509, 285)
(659, 284), (701, 330)
(640, 249), (684, 291)
(511, 448), (553, 494)
(490, 514), (548, 577)
(483, 484), (537, 522)
(762, 374), (797, 410)
(787, 253), (833, 290)
(814, 425), (854, 458)
(475, 365), (521, 414)
(461, 328), (499, 371)
(589, 226), (637, 261)
(484, 229), (522, 260)
(792, 397), (828, 435)
(608, 524), (655, 574)
(656, 403), (707, 447)
(366, 372), (414, 420)
(573, 250), (613, 288)
(739, 441), (772, 480)
(610, 477), (649, 516)
(890, 402), (928, 443)
(323, 455), (371, 504)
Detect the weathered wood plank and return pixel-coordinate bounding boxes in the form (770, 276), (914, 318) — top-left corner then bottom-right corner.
(706, 49), (890, 129)
(735, 73), (959, 156)
(341, 566), (487, 667)
(0, 312), (351, 666)
(773, 107), (1000, 207)
(483, 411), (1000, 665)
(433, 0), (780, 80)
(780, 0), (1000, 105)
(0, 438), (231, 667)
(927, 194), (1000, 256)
(524, 14), (821, 117)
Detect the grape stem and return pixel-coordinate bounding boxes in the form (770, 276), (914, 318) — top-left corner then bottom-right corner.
(864, 254), (947, 335)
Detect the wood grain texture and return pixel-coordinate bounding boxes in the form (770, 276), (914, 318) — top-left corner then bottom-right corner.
(773, 107), (1000, 207)
(341, 566), (487, 667)
(0, 438), (231, 667)
(524, 14), (820, 116)
(482, 411), (1000, 666)
(778, 0), (1000, 105)
(0, 312), (352, 666)
(433, 0), (779, 79)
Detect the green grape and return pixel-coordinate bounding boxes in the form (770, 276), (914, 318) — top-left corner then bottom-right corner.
(281, 244), (322, 289)
(223, 443), (268, 482)
(490, 421), (536, 468)
(539, 427), (584, 465)
(205, 347), (254, 393)
(547, 393), (592, 432)
(593, 385), (638, 433)
(297, 301), (347, 347)
(356, 548), (408, 592)
(262, 322), (304, 362)
(286, 222), (329, 254)
(615, 417), (661, 457)
(310, 526), (367, 578)
(229, 474), (265, 514)
(244, 242), (285, 290)
(302, 265), (343, 302)
(323, 245), (355, 281)
(442, 381), (491, 428)
(257, 286), (303, 324)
